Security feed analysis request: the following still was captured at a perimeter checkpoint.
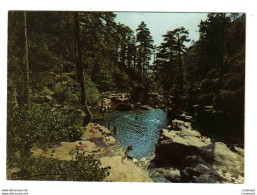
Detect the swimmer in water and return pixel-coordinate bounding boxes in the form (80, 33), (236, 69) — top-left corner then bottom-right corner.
(113, 125), (117, 136)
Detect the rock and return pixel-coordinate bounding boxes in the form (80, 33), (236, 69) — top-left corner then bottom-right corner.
(184, 122), (192, 130)
(148, 167), (181, 182)
(105, 136), (116, 145)
(185, 116), (193, 121)
(162, 130), (179, 139)
(183, 164), (210, 176)
(171, 133), (207, 148)
(150, 176), (171, 183)
(204, 105), (214, 110)
(181, 164), (214, 183)
(184, 155), (206, 166)
(99, 156), (153, 182)
(108, 93), (130, 104)
(101, 98), (112, 111)
(234, 146), (244, 157)
(81, 124), (106, 140)
(154, 128), (244, 183)
(32, 140), (102, 160)
(193, 173), (221, 183)
(133, 158), (139, 163)
(193, 104), (200, 108)
(89, 137), (108, 148)
(172, 119), (185, 130)
(194, 164), (210, 173)
(162, 168), (181, 182)
(140, 105), (153, 110)
(138, 156), (155, 168)
(200, 142), (244, 178)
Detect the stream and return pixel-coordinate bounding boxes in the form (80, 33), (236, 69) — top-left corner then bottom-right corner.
(94, 108), (168, 159)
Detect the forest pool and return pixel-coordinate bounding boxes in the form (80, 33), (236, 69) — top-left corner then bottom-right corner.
(93, 108), (168, 159)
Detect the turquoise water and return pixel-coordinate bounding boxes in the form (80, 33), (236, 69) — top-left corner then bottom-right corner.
(94, 109), (168, 159)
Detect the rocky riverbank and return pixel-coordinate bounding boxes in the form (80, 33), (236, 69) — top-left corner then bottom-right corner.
(32, 123), (153, 182)
(98, 92), (170, 112)
(148, 119), (244, 183)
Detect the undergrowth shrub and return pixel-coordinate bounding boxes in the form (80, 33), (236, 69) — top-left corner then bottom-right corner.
(7, 103), (83, 155)
(7, 103), (110, 181)
(10, 151), (110, 181)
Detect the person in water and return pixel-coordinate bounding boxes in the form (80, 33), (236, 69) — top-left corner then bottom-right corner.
(113, 125), (117, 136)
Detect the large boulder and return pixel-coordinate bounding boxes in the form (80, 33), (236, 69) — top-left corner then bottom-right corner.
(148, 167), (181, 182)
(152, 128), (244, 183)
(100, 156), (153, 182)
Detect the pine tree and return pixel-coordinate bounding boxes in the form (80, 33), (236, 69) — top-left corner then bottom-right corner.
(153, 27), (189, 93)
(74, 12), (92, 126)
(136, 21), (154, 80)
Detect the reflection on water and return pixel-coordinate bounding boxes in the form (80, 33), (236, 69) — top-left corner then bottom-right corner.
(94, 109), (168, 159)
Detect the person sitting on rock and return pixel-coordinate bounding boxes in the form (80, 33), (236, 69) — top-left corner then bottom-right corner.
(122, 145), (133, 163)
(126, 145), (133, 152)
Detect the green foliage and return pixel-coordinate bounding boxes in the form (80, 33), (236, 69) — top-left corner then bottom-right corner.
(85, 74), (100, 106)
(7, 103), (83, 154)
(153, 27), (190, 93)
(94, 68), (115, 92)
(130, 77), (157, 103)
(201, 78), (214, 90)
(136, 21), (154, 78)
(11, 151), (110, 181)
(32, 72), (55, 90)
(113, 69), (130, 92)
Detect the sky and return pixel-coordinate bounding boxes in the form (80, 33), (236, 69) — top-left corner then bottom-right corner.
(114, 12), (208, 47)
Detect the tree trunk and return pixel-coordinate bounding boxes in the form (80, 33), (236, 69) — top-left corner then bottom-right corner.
(74, 12), (92, 126)
(60, 63), (63, 87)
(169, 45), (173, 90)
(24, 11), (31, 109)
